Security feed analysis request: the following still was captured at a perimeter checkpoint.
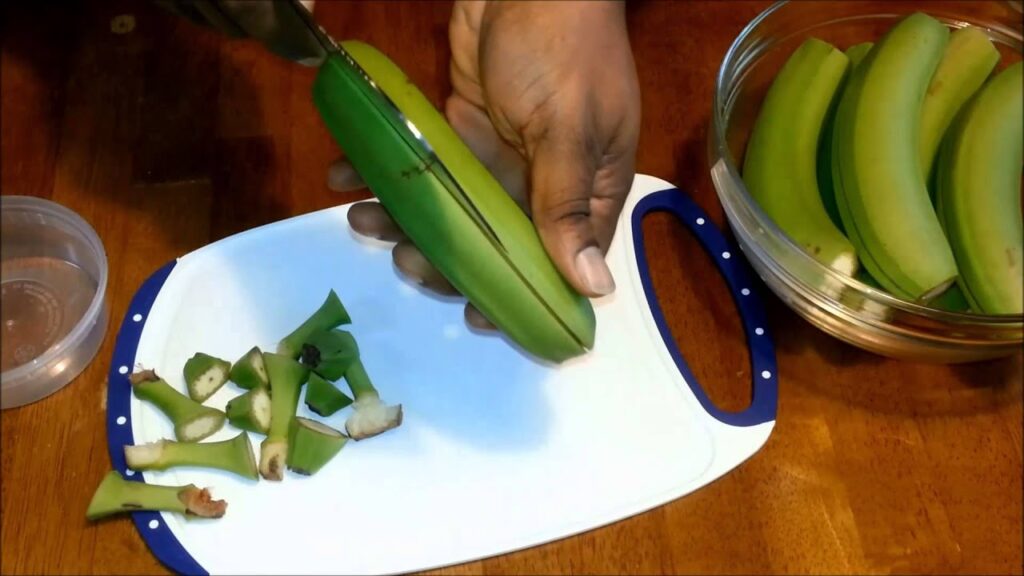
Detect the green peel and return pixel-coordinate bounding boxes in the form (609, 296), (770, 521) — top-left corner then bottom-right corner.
(229, 346), (269, 390)
(86, 471), (227, 521)
(124, 432), (259, 480)
(830, 12), (957, 301)
(259, 353), (310, 480)
(300, 329), (359, 380)
(287, 417), (348, 475)
(743, 36), (855, 274)
(313, 41), (596, 363)
(184, 352), (232, 403)
(304, 372), (353, 417)
(920, 25), (1000, 184)
(278, 290), (352, 359)
(226, 386), (272, 434)
(845, 42), (874, 69)
(935, 61), (1024, 314)
(818, 41), (873, 234)
(130, 370), (226, 442)
(343, 358), (402, 440)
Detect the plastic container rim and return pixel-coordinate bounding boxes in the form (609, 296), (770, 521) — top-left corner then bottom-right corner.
(0, 195), (110, 389)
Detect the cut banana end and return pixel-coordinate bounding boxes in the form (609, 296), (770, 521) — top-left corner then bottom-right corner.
(287, 417), (348, 476)
(184, 352), (232, 402)
(345, 397), (403, 441)
(226, 386), (272, 434)
(918, 277), (957, 304)
(259, 439), (288, 481)
(177, 413), (226, 444)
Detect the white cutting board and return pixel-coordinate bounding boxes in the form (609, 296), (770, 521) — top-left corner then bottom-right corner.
(105, 174), (777, 575)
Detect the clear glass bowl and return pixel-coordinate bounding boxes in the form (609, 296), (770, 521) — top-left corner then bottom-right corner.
(709, 0), (1023, 363)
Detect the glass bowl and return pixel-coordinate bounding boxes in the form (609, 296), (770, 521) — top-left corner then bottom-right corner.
(709, 0), (1023, 363)
(1, 196), (109, 408)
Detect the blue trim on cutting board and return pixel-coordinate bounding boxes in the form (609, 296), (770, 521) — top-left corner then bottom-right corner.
(630, 188), (778, 427)
(105, 258), (209, 576)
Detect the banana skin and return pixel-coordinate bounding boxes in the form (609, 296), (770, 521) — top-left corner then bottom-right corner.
(311, 41), (596, 363)
(919, 26), (1000, 185)
(936, 61), (1023, 315)
(744, 37), (857, 275)
(831, 12), (958, 302)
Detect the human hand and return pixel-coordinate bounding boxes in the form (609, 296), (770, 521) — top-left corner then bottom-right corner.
(334, 0), (641, 330)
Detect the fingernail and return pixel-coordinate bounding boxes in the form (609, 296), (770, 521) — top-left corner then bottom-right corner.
(575, 246), (615, 296)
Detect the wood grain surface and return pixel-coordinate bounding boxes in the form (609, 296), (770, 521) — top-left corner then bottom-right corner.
(2, 1), (1021, 574)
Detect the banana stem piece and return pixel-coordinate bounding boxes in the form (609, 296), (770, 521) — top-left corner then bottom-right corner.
(184, 352), (232, 403)
(287, 417), (348, 475)
(229, 346), (269, 390)
(86, 471), (226, 521)
(300, 329), (359, 380)
(305, 372), (353, 417)
(277, 290), (352, 359)
(226, 386), (272, 434)
(130, 370), (226, 443)
(259, 353), (310, 480)
(124, 432), (259, 480)
(343, 358), (402, 440)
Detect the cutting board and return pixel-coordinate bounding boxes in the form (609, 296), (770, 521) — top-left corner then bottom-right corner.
(104, 174), (777, 575)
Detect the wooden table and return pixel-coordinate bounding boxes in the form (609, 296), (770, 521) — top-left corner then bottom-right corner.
(2, 1), (1021, 574)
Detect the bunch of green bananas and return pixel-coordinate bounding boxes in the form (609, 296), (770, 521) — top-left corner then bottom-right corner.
(743, 12), (1022, 315)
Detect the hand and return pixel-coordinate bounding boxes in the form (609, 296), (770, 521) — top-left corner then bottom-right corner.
(154, 0), (325, 65)
(334, 0), (641, 330)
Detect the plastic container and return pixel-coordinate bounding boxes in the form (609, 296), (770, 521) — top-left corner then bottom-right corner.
(1, 196), (109, 408)
(709, 0), (1023, 363)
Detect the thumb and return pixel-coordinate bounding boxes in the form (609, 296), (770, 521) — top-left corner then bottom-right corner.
(527, 132), (616, 298)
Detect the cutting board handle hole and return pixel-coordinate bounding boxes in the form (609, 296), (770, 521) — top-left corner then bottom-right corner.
(629, 188), (777, 428)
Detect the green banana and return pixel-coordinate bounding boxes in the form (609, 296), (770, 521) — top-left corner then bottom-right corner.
(845, 42), (874, 69)
(744, 37), (857, 275)
(311, 41), (595, 363)
(935, 61), (1023, 315)
(818, 41), (874, 233)
(919, 26), (1000, 184)
(831, 12), (957, 302)
(929, 282), (972, 313)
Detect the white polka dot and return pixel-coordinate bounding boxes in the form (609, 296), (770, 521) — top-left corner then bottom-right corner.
(116, 416), (127, 425)
(148, 519), (159, 530)
(761, 370), (772, 379)
(722, 251), (731, 259)
(125, 469), (135, 477)
(132, 313), (143, 322)
(118, 365), (128, 375)
(741, 288), (750, 296)
(696, 217), (705, 226)
(443, 324), (460, 340)
(755, 327), (764, 336)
